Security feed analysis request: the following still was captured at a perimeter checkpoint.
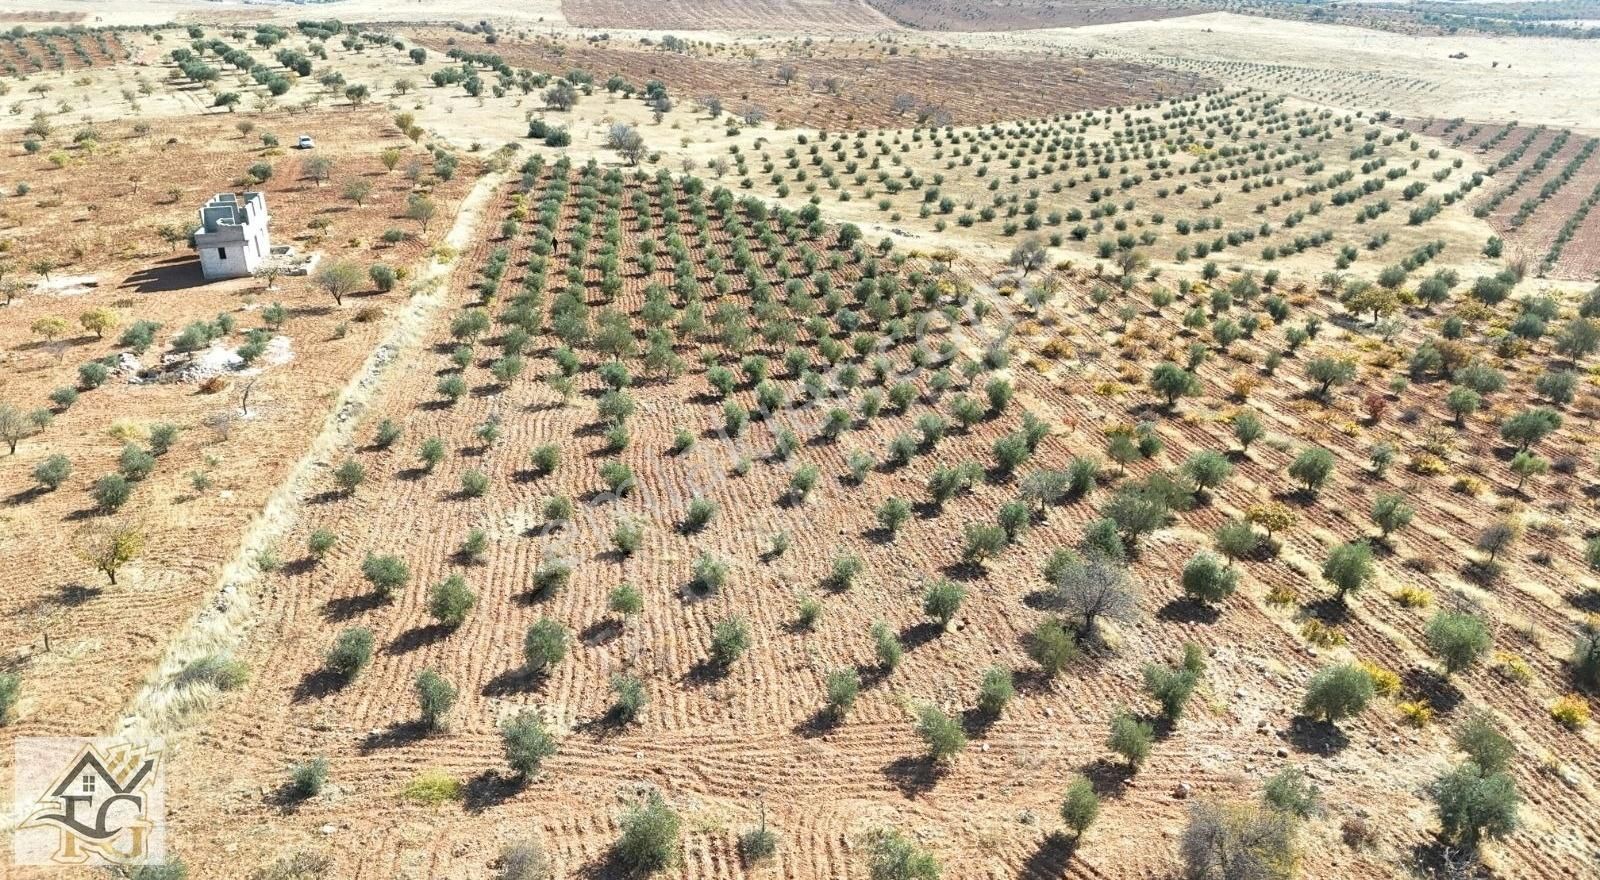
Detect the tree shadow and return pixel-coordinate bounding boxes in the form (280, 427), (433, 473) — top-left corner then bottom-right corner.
(1021, 832), (1079, 880)
(463, 769), (523, 815)
(1302, 596), (1350, 625)
(321, 591), (386, 621)
(899, 620), (943, 651)
(1568, 589), (1600, 614)
(1408, 840), (1489, 879)
(1402, 667), (1465, 715)
(291, 669), (346, 703)
(55, 582), (102, 607)
(359, 721), (430, 752)
(1079, 757), (1134, 798)
(1156, 597), (1221, 624)
(961, 707), (1001, 737)
(581, 618), (622, 646)
(483, 666), (548, 697)
(881, 754), (941, 799)
(387, 623), (453, 655)
(791, 707), (840, 739)
(1286, 715), (1351, 755)
(681, 658), (731, 688)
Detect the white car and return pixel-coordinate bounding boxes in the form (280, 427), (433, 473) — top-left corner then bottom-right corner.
(297, 135), (315, 149)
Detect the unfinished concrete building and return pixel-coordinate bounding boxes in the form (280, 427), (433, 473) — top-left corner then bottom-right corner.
(195, 191), (271, 280)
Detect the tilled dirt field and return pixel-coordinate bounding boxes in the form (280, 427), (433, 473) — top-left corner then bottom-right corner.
(560, 0), (896, 33)
(866, 0), (1205, 31)
(0, 108), (473, 778)
(156, 162), (1600, 878)
(411, 29), (1215, 130)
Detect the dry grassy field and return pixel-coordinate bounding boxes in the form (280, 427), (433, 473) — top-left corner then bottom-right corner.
(0, 9), (1597, 880)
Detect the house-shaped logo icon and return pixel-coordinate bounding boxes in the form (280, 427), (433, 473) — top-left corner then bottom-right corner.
(15, 738), (165, 867)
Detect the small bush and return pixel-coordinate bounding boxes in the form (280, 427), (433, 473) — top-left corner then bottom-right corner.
(611, 673), (648, 722)
(415, 668), (457, 730)
(32, 454), (71, 491)
(401, 770), (462, 805)
(460, 469), (490, 497)
(289, 756), (329, 799)
(615, 791), (681, 873)
(501, 709), (558, 778)
(1550, 694), (1590, 729)
(976, 666), (1014, 717)
(1302, 663), (1374, 723)
(1060, 775), (1099, 836)
(428, 574), (476, 628)
(825, 667), (860, 719)
(326, 627), (374, 680)
(178, 654), (248, 691)
(523, 619), (568, 672)
(709, 617), (751, 667)
(1107, 711), (1153, 767)
(914, 703), (967, 762)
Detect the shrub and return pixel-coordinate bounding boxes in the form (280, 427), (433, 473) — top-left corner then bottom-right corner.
(1302, 663), (1374, 723)
(401, 770), (462, 805)
(1288, 446), (1335, 493)
(915, 703), (966, 762)
(372, 418), (402, 449)
(1425, 612), (1491, 676)
(501, 709), (558, 778)
(460, 469), (490, 496)
(609, 582), (643, 617)
(611, 673), (648, 722)
(872, 621), (904, 671)
(615, 791), (681, 872)
(682, 496), (717, 532)
(1453, 714), (1513, 773)
(32, 454), (71, 491)
(78, 361), (110, 389)
(326, 627), (374, 680)
(179, 654), (248, 691)
(1028, 618), (1081, 677)
(692, 553), (729, 593)
(1181, 552), (1237, 606)
(530, 443), (561, 475)
(1107, 711), (1153, 768)
(709, 617), (751, 667)
(415, 668), (457, 730)
(119, 444), (156, 481)
(523, 618), (568, 672)
(1180, 801), (1296, 880)
(976, 666), (1014, 717)
(289, 756), (329, 799)
(1433, 761), (1519, 846)
(877, 496), (911, 535)
(826, 667), (861, 719)
(0, 672), (20, 725)
(796, 595), (823, 628)
(1550, 694), (1590, 729)
(867, 829), (939, 880)
(332, 458), (365, 495)
(1322, 541), (1374, 601)
(1143, 663), (1200, 721)
(1262, 766), (1320, 819)
(419, 437), (445, 472)
(361, 553), (409, 598)
(49, 386), (79, 410)
(499, 841), (552, 880)
(428, 574), (476, 628)
(923, 578), (966, 629)
(1060, 775), (1099, 836)
(739, 819), (779, 863)
(91, 474), (132, 511)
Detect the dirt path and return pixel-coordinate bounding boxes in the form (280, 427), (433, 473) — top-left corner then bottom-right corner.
(115, 171), (506, 739)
